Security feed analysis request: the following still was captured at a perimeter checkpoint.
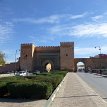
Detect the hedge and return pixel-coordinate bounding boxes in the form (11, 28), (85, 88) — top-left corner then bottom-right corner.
(25, 74), (63, 90)
(0, 71), (67, 99)
(0, 82), (8, 97)
(0, 76), (25, 83)
(7, 82), (52, 99)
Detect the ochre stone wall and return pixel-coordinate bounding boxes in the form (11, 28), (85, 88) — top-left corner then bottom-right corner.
(32, 46), (60, 71)
(1, 41), (107, 73)
(74, 58), (107, 71)
(20, 42), (74, 72)
(0, 62), (20, 73)
(60, 42), (74, 71)
(20, 43), (35, 71)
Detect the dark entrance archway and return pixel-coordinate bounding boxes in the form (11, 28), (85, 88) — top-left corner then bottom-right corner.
(42, 60), (54, 72)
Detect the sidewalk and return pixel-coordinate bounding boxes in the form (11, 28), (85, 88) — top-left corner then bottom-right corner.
(50, 72), (107, 107)
(0, 99), (46, 107)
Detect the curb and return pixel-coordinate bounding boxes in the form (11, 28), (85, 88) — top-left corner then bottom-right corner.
(44, 74), (67, 107)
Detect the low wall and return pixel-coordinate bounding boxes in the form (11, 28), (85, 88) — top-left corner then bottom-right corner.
(0, 62), (20, 73)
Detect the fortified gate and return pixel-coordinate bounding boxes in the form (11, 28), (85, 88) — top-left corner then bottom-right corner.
(20, 42), (74, 72)
(17, 42), (107, 72)
(1, 41), (107, 73)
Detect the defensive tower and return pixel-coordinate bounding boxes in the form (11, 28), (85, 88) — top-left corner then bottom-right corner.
(20, 43), (35, 71)
(60, 42), (74, 71)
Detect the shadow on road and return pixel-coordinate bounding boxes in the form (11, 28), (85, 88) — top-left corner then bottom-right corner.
(0, 98), (40, 103)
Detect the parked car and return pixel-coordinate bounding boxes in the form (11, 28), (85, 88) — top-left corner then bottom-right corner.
(15, 71), (20, 76)
(15, 71), (29, 76)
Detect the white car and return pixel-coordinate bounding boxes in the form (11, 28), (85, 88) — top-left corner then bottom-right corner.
(15, 71), (29, 76)
(20, 71), (28, 76)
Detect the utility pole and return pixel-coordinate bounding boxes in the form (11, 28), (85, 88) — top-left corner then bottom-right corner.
(14, 49), (20, 74)
(14, 50), (17, 74)
(95, 46), (101, 55)
(95, 46), (102, 73)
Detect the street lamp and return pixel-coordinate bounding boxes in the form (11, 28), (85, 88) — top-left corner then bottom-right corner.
(95, 46), (102, 73)
(95, 46), (101, 55)
(15, 50), (17, 74)
(15, 49), (20, 74)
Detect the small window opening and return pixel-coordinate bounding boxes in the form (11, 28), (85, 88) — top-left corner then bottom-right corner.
(66, 54), (68, 56)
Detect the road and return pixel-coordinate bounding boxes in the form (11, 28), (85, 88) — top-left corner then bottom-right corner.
(77, 72), (107, 102)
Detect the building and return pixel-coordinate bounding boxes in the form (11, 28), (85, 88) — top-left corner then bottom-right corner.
(94, 54), (107, 58)
(1, 41), (107, 73)
(20, 42), (74, 72)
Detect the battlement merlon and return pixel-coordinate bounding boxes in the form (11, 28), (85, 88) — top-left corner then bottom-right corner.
(20, 43), (35, 57)
(60, 42), (74, 47)
(37, 46), (59, 48)
(21, 43), (35, 47)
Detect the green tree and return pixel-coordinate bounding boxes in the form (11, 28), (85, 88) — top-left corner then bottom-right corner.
(0, 51), (5, 65)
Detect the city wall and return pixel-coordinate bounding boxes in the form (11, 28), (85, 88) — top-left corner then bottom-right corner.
(0, 62), (20, 73)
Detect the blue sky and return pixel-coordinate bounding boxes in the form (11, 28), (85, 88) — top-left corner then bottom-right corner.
(1, 0), (107, 62)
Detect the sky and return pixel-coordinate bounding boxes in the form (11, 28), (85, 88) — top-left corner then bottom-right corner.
(1, 0), (107, 62)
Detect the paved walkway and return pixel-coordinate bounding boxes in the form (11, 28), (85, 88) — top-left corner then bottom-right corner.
(0, 99), (46, 107)
(51, 72), (107, 107)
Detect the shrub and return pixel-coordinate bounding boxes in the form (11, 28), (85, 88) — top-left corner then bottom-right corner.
(0, 76), (25, 83)
(50, 75), (63, 89)
(0, 70), (67, 99)
(7, 82), (52, 99)
(25, 72), (66, 90)
(0, 82), (8, 97)
(30, 75), (63, 90)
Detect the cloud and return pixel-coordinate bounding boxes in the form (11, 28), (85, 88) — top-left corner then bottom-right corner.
(91, 15), (103, 21)
(0, 21), (14, 43)
(91, 12), (107, 22)
(75, 45), (107, 58)
(69, 13), (87, 19)
(49, 22), (107, 37)
(29, 35), (55, 44)
(13, 13), (87, 24)
(13, 15), (60, 24)
(75, 47), (96, 57)
(72, 23), (107, 37)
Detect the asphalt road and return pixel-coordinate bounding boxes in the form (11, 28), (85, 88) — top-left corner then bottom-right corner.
(77, 72), (107, 102)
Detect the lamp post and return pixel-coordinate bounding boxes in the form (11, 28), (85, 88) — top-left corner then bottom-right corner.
(95, 46), (102, 73)
(25, 54), (28, 72)
(95, 46), (101, 55)
(14, 50), (17, 74)
(15, 49), (20, 74)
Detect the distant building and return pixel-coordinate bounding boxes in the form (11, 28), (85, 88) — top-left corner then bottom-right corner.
(94, 54), (107, 58)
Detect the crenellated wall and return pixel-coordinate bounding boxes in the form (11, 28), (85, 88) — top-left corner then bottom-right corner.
(74, 58), (107, 72)
(19, 42), (74, 72)
(0, 62), (20, 73)
(1, 41), (107, 73)
(36, 46), (60, 52)
(33, 46), (60, 71)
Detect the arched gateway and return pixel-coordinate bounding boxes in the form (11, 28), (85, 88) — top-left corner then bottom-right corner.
(20, 42), (74, 72)
(74, 58), (107, 72)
